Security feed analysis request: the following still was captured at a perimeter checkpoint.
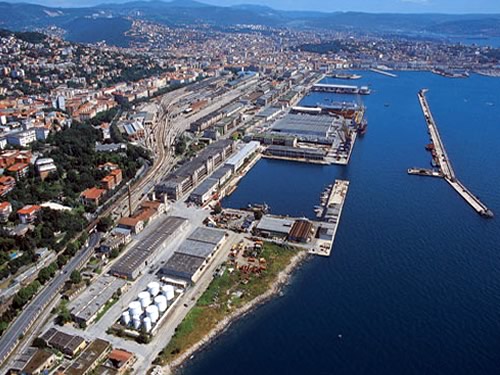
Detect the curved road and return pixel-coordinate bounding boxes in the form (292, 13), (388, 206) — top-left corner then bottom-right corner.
(0, 233), (100, 365)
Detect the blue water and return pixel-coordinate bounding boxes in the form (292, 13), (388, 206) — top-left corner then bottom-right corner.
(181, 72), (500, 375)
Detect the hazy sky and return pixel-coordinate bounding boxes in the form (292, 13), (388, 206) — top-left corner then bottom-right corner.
(9, 0), (500, 13)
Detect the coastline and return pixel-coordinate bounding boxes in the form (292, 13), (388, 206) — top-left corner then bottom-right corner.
(164, 250), (310, 374)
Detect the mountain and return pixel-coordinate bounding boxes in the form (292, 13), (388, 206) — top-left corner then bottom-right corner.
(0, 0), (499, 46)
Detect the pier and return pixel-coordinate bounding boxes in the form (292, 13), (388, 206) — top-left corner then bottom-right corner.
(370, 68), (398, 78)
(311, 180), (350, 257)
(413, 89), (493, 218)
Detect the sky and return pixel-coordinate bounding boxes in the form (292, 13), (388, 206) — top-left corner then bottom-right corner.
(7, 0), (500, 13)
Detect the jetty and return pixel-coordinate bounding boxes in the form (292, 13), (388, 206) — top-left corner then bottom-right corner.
(311, 180), (350, 257)
(370, 68), (398, 78)
(412, 89), (493, 218)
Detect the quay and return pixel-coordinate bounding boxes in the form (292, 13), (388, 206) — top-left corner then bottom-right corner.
(413, 89), (493, 218)
(311, 180), (350, 257)
(370, 68), (398, 78)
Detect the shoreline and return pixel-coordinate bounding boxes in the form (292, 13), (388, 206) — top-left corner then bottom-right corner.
(164, 250), (310, 374)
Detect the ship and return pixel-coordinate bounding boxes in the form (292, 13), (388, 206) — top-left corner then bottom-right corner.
(357, 119), (368, 135)
(246, 203), (270, 214)
(330, 73), (362, 80)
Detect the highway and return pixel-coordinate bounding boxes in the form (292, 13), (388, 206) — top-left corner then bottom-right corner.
(0, 232), (100, 365)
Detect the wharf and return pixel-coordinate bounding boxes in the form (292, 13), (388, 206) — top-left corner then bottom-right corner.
(412, 89), (493, 218)
(370, 68), (397, 78)
(311, 180), (350, 257)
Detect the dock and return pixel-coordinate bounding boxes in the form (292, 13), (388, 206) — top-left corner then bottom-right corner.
(310, 180), (350, 257)
(370, 68), (397, 78)
(412, 89), (493, 218)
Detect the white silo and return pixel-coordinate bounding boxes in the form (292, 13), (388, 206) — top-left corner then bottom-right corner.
(138, 291), (151, 308)
(147, 281), (160, 297)
(163, 285), (175, 301)
(121, 311), (131, 326)
(154, 295), (167, 313)
(128, 301), (143, 317)
(132, 315), (141, 330)
(146, 305), (159, 323)
(142, 316), (152, 333)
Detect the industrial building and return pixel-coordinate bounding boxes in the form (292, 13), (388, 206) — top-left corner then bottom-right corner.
(159, 227), (227, 283)
(225, 141), (260, 173)
(155, 140), (235, 201)
(255, 216), (295, 239)
(189, 178), (219, 205)
(109, 216), (188, 280)
(65, 339), (111, 375)
(40, 328), (87, 357)
(270, 113), (338, 143)
(264, 145), (326, 161)
(68, 276), (127, 326)
(288, 219), (315, 243)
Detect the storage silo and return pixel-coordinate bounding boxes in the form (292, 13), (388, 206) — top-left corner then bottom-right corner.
(128, 301), (143, 317)
(132, 315), (141, 330)
(146, 305), (159, 323)
(121, 311), (131, 326)
(154, 295), (167, 313)
(142, 316), (152, 333)
(138, 291), (151, 308)
(163, 285), (175, 301)
(147, 282), (160, 297)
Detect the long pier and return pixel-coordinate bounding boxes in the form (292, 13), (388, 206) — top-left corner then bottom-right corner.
(413, 89), (493, 218)
(370, 68), (398, 78)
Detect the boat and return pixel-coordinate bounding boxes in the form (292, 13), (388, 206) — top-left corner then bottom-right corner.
(357, 119), (368, 135)
(330, 73), (362, 80)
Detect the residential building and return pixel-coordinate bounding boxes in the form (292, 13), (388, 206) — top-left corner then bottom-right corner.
(17, 205), (42, 224)
(80, 188), (106, 207)
(0, 201), (12, 222)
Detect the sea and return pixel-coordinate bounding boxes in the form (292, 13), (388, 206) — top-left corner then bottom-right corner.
(180, 71), (500, 375)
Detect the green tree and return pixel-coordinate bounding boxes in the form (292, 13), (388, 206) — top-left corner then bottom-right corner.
(70, 270), (82, 285)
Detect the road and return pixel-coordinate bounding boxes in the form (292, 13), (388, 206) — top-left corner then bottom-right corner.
(0, 232), (100, 366)
(0, 80), (261, 368)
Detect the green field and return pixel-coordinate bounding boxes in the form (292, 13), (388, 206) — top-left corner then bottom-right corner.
(156, 242), (300, 364)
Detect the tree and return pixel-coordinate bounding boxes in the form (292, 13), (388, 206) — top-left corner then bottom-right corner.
(70, 270), (82, 285)
(97, 216), (113, 233)
(213, 202), (223, 215)
(254, 210), (263, 220)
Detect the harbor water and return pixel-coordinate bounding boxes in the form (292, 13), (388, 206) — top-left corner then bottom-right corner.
(181, 71), (500, 375)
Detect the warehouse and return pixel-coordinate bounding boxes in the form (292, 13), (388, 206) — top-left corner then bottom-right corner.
(189, 178), (219, 205)
(109, 216), (187, 280)
(225, 141), (260, 173)
(288, 219), (315, 243)
(69, 276), (127, 326)
(270, 113), (337, 143)
(40, 328), (87, 357)
(264, 145), (326, 161)
(156, 140), (235, 200)
(255, 216), (294, 239)
(65, 339), (111, 375)
(159, 253), (206, 283)
(159, 227), (227, 283)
